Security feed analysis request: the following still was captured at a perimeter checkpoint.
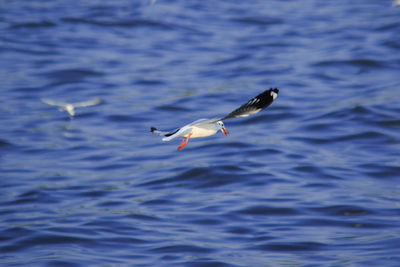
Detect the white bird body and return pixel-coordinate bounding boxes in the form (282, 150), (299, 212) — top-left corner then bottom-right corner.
(189, 121), (220, 138)
(161, 118), (222, 141)
(151, 88), (279, 150)
(42, 98), (102, 118)
(64, 104), (75, 117)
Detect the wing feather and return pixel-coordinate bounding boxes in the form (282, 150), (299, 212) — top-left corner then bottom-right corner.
(220, 88), (278, 121)
(41, 98), (66, 107)
(74, 98), (102, 107)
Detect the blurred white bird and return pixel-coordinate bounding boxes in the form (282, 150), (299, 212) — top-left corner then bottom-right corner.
(393, 0), (400, 6)
(41, 98), (102, 118)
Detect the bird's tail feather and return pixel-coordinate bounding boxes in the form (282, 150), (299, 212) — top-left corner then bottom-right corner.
(150, 127), (169, 137)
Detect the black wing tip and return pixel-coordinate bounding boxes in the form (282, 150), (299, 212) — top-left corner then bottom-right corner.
(270, 88), (279, 94)
(251, 87), (279, 108)
(150, 127), (157, 132)
(220, 88), (279, 120)
(266, 88), (279, 94)
(256, 88), (279, 102)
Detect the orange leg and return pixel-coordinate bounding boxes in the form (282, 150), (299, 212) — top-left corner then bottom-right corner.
(177, 133), (192, 151)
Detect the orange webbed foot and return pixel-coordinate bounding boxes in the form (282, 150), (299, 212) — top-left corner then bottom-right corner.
(177, 133), (192, 151)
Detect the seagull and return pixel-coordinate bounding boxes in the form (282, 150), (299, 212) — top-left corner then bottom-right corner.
(394, 0), (400, 6)
(151, 88), (279, 150)
(41, 98), (102, 118)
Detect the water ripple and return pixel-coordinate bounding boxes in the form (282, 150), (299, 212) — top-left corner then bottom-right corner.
(63, 17), (173, 30)
(237, 205), (299, 216)
(1, 1), (400, 266)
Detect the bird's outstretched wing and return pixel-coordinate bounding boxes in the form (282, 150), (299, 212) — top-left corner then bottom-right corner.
(220, 88), (279, 121)
(41, 98), (67, 107)
(74, 98), (102, 107)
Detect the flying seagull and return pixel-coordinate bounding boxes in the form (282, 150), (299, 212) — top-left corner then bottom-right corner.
(41, 98), (102, 117)
(151, 88), (279, 150)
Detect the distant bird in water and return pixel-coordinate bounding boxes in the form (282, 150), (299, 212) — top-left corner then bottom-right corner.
(394, 0), (400, 6)
(41, 98), (102, 118)
(151, 88), (279, 150)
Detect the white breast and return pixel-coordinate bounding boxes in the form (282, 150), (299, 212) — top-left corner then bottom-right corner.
(187, 124), (218, 138)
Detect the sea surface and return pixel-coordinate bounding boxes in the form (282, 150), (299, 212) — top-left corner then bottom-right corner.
(1, 1), (400, 266)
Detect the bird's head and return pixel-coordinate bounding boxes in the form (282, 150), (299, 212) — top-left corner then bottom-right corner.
(216, 121), (228, 136)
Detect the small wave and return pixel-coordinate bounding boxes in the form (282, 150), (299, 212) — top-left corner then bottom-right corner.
(225, 226), (254, 235)
(134, 79), (165, 85)
(150, 244), (214, 254)
(253, 241), (326, 252)
(106, 114), (137, 122)
(10, 20), (57, 29)
(383, 40), (400, 50)
(198, 141), (252, 150)
(238, 112), (297, 125)
(299, 218), (392, 229)
(236, 205), (299, 216)
(0, 139), (13, 148)
(186, 218), (222, 226)
(41, 68), (104, 86)
(139, 165), (247, 189)
(247, 147), (282, 156)
(63, 17), (172, 30)
(312, 58), (385, 68)
(309, 205), (374, 216)
(232, 17), (284, 26)
(94, 163), (132, 171)
(211, 54), (251, 66)
(373, 119), (400, 128)
(183, 259), (234, 266)
(43, 68), (104, 78)
(140, 198), (175, 206)
(289, 131), (390, 145)
(6, 189), (58, 205)
(358, 163), (400, 179)
(1, 234), (93, 253)
(155, 105), (191, 112)
(79, 190), (111, 198)
(294, 163), (344, 179)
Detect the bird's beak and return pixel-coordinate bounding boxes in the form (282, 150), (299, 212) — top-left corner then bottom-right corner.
(221, 127), (229, 136)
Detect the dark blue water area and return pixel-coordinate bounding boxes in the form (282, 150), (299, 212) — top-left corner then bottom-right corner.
(1, 0), (400, 266)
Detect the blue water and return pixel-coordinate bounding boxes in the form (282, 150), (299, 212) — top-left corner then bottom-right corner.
(1, 1), (400, 266)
